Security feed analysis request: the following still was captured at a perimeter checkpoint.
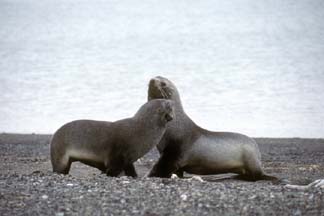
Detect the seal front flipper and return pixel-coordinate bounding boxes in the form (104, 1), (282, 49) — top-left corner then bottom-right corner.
(124, 163), (137, 178)
(52, 158), (72, 175)
(148, 143), (182, 178)
(105, 166), (123, 177)
(148, 154), (178, 178)
(175, 169), (184, 178)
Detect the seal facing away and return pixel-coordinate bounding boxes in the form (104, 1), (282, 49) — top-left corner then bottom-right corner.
(147, 76), (278, 181)
(50, 99), (174, 177)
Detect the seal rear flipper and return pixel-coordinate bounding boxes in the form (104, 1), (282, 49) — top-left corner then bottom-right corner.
(234, 173), (289, 184)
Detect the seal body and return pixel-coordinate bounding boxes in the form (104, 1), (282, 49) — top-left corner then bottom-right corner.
(147, 76), (276, 181)
(50, 99), (174, 177)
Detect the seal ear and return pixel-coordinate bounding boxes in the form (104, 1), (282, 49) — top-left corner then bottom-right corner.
(164, 112), (173, 122)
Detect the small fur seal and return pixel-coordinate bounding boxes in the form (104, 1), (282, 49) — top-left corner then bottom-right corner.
(147, 76), (278, 181)
(50, 99), (174, 177)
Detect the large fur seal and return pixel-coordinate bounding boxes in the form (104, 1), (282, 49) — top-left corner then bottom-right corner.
(50, 99), (174, 177)
(147, 76), (278, 181)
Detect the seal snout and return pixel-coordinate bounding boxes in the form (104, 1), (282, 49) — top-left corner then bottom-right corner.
(149, 77), (160, 88)
(149, 78), (156, 87)
(148, 77), (166, 100)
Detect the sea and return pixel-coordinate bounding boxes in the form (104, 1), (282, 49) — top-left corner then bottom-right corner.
(1, 0), (324, 137)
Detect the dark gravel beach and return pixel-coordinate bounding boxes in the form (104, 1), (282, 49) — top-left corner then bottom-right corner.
(0, 133), (324, 215)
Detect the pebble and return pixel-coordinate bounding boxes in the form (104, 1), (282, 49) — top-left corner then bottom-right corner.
(188, 176), (204, 182)
(1, 136), (324, 215)
(41, 195), (48, 199)
(171, 174), (178, 179)
(180, 194), (188, 201)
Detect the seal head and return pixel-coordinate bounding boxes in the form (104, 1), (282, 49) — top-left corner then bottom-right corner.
(134, 99), (175, 126)
(148, 76), (180, 101)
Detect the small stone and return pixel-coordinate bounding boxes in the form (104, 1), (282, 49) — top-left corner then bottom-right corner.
(66, 183), (74, 186)
(293, 209), (301, 216)
(55, 212), (64, 216)
(41, 195), (48, 199)
(308, 194), (314, 200)
(171, 174), (178, 179)
(313, 179), (324, 188)
(188, 176), (204, 182)
(120, 176), (129, 180)
(249, 195), (257, 199)
(180, 194), (188, 201)
(171, 174), (179, 179)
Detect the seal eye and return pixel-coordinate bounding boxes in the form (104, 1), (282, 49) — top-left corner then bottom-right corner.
(160, 81), (166, 87)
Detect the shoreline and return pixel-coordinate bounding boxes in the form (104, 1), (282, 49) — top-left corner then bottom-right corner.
(1, 132), (323, 144)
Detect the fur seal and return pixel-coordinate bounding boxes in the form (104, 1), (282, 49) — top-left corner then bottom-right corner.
(147, 76), (278, 181)
(50, 99), (175, 177)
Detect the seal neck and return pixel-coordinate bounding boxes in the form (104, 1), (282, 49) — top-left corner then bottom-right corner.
(170, 93), (184, 113)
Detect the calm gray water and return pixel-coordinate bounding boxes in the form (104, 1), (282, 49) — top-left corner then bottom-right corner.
(1, 0), (324, 137)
